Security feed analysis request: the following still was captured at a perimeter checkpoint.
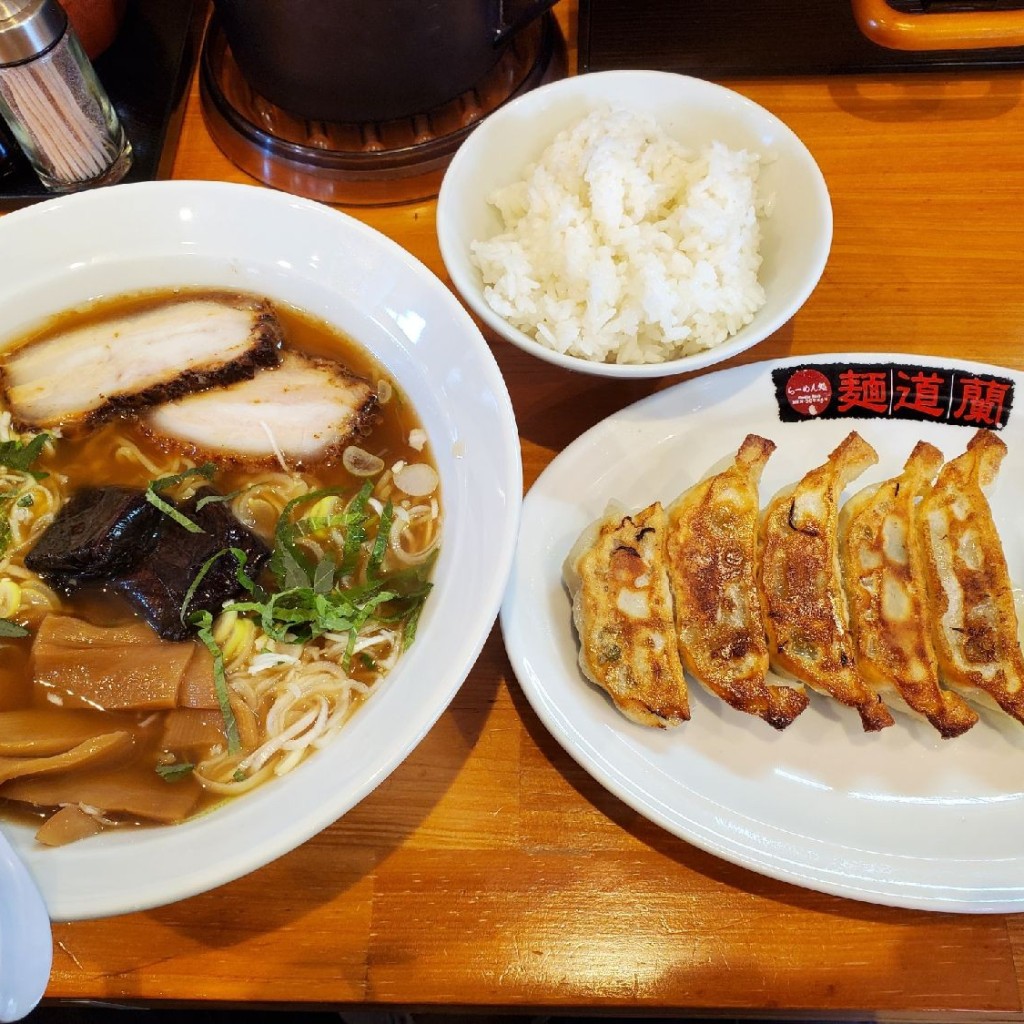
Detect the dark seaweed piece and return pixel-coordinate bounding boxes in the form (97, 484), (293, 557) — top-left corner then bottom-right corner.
(24, 486), (161, 595)
(110, 488), (271, 640)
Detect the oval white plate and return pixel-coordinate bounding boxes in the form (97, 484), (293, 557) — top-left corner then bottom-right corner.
(501, 353), (1024, 913)
(0, 181), (522, 921)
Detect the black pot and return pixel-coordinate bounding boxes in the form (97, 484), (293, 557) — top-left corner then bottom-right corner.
(212, 0), (559, 123)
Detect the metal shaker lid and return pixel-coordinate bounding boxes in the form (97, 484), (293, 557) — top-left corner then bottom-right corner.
(0, 0), (67, 67)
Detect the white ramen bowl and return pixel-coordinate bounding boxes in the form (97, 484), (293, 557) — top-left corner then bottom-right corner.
(0, 180), (522, 921)
(436, 70), (833, 378)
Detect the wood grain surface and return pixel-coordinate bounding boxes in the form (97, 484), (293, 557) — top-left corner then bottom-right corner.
(19, 0), (1024, 1015)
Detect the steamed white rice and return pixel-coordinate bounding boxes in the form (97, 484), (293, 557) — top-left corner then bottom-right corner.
(470, 107), (767, 365)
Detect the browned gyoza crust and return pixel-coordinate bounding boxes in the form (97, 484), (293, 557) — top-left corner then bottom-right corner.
(759, 431), (895, 732)
(666, 434), (808, 730)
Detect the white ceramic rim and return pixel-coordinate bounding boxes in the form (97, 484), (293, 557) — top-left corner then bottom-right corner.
(437, 69), (833, 379)
(0, 180), (522, 920)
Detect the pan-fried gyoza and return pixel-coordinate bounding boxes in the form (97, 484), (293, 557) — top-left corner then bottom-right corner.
(666, 434), (807, 730)
(759, 432), (894, 732)
(566, 428), (1024, 741)
(564, 502), (690, 728)
(918, 429), (1024, 724)
(839, 442), (978, 738)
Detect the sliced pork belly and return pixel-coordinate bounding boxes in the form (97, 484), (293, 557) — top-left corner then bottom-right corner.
(0, 298), (282, 431)
(142, 351), (378, 467)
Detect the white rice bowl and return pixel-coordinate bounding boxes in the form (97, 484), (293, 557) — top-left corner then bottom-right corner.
(437, 71), (833, 379)
(470, 107), (766, 364)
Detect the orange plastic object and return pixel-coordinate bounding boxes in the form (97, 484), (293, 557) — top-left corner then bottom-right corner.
(851, 0), (1024, 50)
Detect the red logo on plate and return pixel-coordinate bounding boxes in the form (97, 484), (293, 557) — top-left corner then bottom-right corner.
(785, 368), (832, 417)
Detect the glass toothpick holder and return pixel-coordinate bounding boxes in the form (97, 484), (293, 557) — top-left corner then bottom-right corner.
(0, 0), (131, 192)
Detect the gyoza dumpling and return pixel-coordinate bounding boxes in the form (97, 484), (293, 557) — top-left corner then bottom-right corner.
(759, 431), (894, 732)
(918, 429), (1024, 725)
(666, 434), (808, 730)
(564, 501), (690, 727)
(840, 441), (978, 738)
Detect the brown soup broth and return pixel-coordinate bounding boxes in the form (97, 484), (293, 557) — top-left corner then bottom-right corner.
(0, 289), (437, 830)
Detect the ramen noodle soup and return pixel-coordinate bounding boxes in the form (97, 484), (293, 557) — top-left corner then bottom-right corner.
(0, 290), (441, 845)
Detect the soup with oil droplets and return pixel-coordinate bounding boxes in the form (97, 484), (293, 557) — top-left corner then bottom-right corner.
(0, 289), (441, 845)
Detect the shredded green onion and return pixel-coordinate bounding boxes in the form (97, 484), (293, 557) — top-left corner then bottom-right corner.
(179, 546), (255, 624)
(150, 462), (218, 494)
(144, 490), (204, 533)
(191, 609), (241, 755)
(145, 462), (219, 534)
(156, 762), (195, 782)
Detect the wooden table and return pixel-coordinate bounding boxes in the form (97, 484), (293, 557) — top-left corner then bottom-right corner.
(36, 1), (1024, 1016)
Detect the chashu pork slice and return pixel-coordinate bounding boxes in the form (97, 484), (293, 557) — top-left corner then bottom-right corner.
(666, 434), (808, 730)
(840, 442), (978, 738)
(564, 501), (690, 728)
(0, 298), (282, 432)
(759, 431), (894, 732)
(142, 351), (378, 467)
(918, 429), (1024, 725)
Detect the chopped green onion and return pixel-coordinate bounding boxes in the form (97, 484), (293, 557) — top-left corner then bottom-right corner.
(150, 462), (217, 494)
(156, 762), (195, 782)
(195, 485), (258, 511)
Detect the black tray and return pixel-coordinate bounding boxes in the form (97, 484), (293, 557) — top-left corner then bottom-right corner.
(579, 0), (1024, 78)
(0, 0), (203, 209)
